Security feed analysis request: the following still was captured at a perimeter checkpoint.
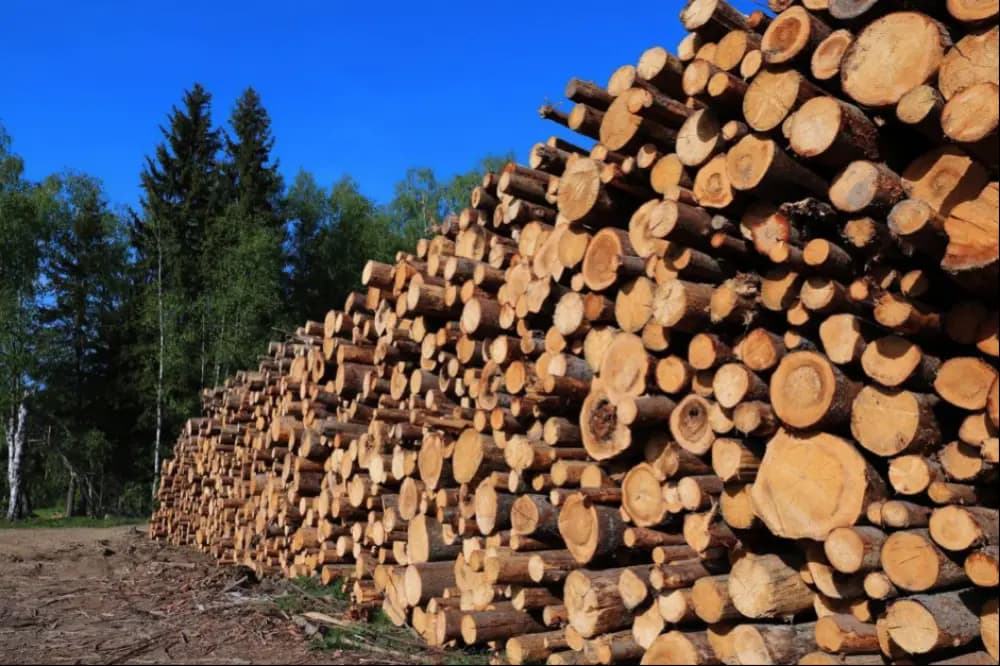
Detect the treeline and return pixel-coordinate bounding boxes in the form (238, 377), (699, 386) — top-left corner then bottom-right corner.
(0, 84), (510, 520)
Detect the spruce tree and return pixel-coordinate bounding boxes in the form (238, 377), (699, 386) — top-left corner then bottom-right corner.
(206, 88), (285, 380)
(136, 84), (224, 490)
(223, 87), (283, 229)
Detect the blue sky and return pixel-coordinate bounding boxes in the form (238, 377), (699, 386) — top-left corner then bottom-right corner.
(2, 0), (756, 209)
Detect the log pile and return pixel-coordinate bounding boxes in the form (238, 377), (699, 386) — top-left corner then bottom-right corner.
(152, 0), (999, 662)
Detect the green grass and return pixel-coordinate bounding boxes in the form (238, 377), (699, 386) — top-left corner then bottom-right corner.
(276, 577), (495, 664)
(0, 507), (147, 529)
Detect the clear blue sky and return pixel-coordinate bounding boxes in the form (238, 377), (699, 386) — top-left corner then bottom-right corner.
(2, 0), (757, 209)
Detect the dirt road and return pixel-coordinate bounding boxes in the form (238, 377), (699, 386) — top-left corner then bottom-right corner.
(0, 525), (384, 664)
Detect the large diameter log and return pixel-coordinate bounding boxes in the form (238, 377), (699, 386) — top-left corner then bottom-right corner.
(558, 493), (626, 564)
(752, 429), (887, 540)
(840, 11), (951, 108)
(882, 529), (970, 592)
(728, 553), (814, 619)
(770, 351), (861, 431)
(886, 590), (983, 655)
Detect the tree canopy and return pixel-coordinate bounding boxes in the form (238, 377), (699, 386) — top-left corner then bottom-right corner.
(0, 88), (512, 518)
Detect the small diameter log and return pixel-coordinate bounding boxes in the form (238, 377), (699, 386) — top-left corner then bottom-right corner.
(811, 29), (853, 81)
(824, 526), (887, 575)
(790, 96), (880, 166)
(743, 67), (823, 132)
(886, 590), (982, 656)
(581, 227), (645, 292)
(752, 429), (887, 541)
(713, 363), (768, 409)
(814, 615), (879, 655)
(461, 607), (544, 645)
(728, 552), (814, 618)
(637, 46), (685, 98)
(929, 506), (999, 552)
(691, 575), (741, 624)
(506, 630), (568, 665)
(935, 357), (999, 410)
(564, 567), (639, 638)
(670, 394), (717, 456)
(770, 351), (861, 431)
(829, 161), (905, 215)
(622, 463), (669, 528)
(732, 622), (818, 665)
(733, 401), (779, 438)
(850, 387), (941, 457)
(965, 547), (999, 587)
(881, 529), (970, 593)
(680, 0), (750, 39)
(641, 631), (718, 665)
(761, 6), (831, 65)
(861, 336), (941, 389)
(727, 134), (827, 199)
(652, 278), (714, 332)
(511, 494), (560, 540)
(711, 437), (760, 483)
(840, 11), (951, 108)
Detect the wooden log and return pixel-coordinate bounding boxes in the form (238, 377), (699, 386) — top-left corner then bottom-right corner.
(752, 429), (886, 540)
(728, 553), (815, 618)
(840, 11), (951, 108)
(885, 590), (982, 656)
(770, 351), (861, 431)
(881, 529), (970, 593)
(732, 622), (818, 664)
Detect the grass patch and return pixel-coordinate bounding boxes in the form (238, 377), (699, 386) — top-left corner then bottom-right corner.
(273, 575), (351, 616)
(443, 649), (492, 665)
(0, 507), (146, 529)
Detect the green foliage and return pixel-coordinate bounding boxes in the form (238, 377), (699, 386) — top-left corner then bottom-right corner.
(0, 506), (146, 529)
(0, 98), (514, 522)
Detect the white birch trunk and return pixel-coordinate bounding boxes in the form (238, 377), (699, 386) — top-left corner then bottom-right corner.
(6, 397), (28, 521)
(153, 233), (165, 501)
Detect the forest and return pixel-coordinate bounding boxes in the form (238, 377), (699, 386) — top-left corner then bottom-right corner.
(0, 83), (508, 520)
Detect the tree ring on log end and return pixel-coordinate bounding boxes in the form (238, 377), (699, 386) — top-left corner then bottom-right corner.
(752, 429), (872, 540)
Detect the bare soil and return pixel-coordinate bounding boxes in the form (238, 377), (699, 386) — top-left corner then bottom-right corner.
(0, 525), (413, 664)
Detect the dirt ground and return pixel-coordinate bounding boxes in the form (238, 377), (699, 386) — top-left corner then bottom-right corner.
(0, 525), (422, 664)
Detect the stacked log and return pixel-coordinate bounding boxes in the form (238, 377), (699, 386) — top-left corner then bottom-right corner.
(153, 0), (999, 663)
